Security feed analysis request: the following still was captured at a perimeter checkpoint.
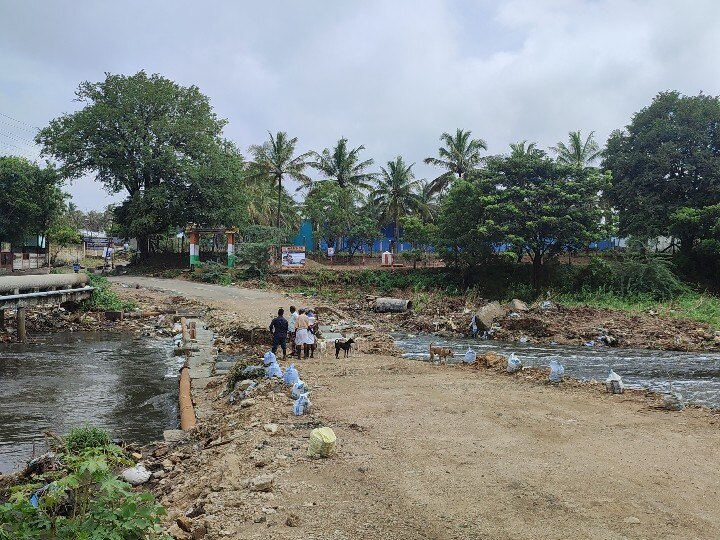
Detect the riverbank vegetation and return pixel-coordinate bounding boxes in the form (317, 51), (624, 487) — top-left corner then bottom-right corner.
(81, 274), (137, 312)
(3, 72), (714, 326)
(0, 427), (168, 540)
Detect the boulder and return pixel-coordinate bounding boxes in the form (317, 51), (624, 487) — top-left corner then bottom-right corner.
(248, 473), (275, 492)
(507, 299), (529, 312)
(475, 301), (508, 331)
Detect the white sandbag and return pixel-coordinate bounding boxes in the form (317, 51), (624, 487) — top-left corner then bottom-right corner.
(549, 359), (565, 383)
(292, 393), (311, 416)
(265, 362), (283, 378)
(291, 380), (306, 399)
(507, 353), (522, 373)
(121, 463), (151, 486)
(604, 369), (625, 394)
(283, 364), (300, 385)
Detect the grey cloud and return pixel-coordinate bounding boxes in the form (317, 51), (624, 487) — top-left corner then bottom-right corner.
(0, 0), (718, 209)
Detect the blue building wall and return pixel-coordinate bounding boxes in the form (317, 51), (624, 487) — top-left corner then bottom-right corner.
(291, 219), (314, 252)
(291, 219), (625, 255)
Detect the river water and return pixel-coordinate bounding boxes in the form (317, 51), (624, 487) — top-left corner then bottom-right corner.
(394, 333), (720, 409)
(0, 332), (181, 474)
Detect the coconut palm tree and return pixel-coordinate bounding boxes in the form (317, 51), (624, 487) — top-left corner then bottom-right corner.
(309, 137), (376, 192)
(248, 131), (312, 230)
(419, 179), (440, 221)
(550, 130), (602, 168)
(509, 140), (543, 159)
(371, 156), (425, 252)
(423, 128), (487, 195)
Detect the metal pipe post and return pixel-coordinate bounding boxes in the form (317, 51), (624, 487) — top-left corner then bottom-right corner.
(17, 306), (26, 342)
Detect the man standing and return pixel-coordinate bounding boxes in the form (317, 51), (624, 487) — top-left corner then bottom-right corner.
(287, 306), (298, 357)
(294, 308), (310, 358)
(269, 308), (289, 359)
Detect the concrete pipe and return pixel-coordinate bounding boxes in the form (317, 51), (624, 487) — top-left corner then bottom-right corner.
(374, 297), (413, 313)
(0, 273), (89, 294)
(178, 365), (196, 430)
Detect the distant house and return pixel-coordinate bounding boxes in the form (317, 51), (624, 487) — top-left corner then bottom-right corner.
(0, 236), (48, 272)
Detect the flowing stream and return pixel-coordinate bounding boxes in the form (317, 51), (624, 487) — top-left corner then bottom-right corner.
(394, 333), (720, 409)
(0, 332), (181, 474)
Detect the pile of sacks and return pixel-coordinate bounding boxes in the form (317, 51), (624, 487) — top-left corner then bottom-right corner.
(261, 351), (312, 416)
(260, 351), (337, 458)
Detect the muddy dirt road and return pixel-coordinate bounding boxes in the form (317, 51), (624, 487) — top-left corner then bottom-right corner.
(113, 278), (720, 539)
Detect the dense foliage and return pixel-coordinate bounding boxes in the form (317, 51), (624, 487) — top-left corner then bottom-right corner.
(0, 157), (66, 245)
(604, 91), (720, 240)
(36, 71), (242, 259)
(81, 274), (137, 312)
(0, 427), (168, 540)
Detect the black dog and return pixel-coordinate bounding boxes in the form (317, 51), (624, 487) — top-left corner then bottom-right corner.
(335, 338), (355, 359)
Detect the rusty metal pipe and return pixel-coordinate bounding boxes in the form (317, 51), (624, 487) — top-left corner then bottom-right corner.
(179, 365), (196, 430)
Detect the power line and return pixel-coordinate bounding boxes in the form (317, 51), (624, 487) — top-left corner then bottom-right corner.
(0, 128), (38, 147)
(0, 117), (38, 135)
(0, 112), (41, 131)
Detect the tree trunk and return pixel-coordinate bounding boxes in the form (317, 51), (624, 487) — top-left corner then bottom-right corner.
(394, 211), (399, 255)
(276, 178), (282, 261)
(531, 252), (543, 293)
(137, 233), (149, 260)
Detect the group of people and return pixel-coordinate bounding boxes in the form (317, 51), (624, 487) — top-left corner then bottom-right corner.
(269, 305), (318, 359)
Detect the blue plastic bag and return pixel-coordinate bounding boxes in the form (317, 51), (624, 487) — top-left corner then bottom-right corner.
(283, 364), (300, 385)
(463, 348), (476, 363)
(291, 380), (306, 399)
(263, 351), (277, 366)
(549, 359), (565, 383)
(265, 362), (283, 378)
(292, 393), (311, 416)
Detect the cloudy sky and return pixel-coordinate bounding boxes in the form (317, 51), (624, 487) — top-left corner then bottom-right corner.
(1, 0), (719, 210)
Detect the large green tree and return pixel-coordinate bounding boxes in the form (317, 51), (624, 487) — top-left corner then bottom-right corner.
(0, 156), (66, 245)
(309, 137), (375, 192)
(434, 179), (499, 275)
(604, 91), (720, 239)
(371, 156), (425, 252)
(248, 131), (312, 230)
(483, 149), (610, 289)
(423, 128), (487, 195)
(36, 71), (231, 259)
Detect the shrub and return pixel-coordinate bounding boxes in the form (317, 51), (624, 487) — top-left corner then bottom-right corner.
(0, 437), (168, 539)
(64, 426), (111, 453)
(81, 274), (136, 312)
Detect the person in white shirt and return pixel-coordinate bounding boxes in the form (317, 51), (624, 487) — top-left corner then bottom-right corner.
(288, 306), (298, 357)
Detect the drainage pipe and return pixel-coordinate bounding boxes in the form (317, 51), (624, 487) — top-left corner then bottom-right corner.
(178, 364), (196, 430)
(374, 297), (413, 313)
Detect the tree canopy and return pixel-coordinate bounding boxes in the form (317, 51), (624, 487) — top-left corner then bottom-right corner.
(36, 71), (234, 258)
(424, 128), (487, 195)
(551, 130), (601, 168)
(310, 137), (375, 191)
(248, 131), (312, 230)
(604, 91), (720, 239)
(0, 156), (66, 245)
(371, 156), (425, 250)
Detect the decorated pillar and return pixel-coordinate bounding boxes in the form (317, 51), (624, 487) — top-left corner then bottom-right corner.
(189, 231), (200, 266)
(227, 231), (236, 268)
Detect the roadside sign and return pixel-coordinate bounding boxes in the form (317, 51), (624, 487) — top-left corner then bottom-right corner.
(281, 246), (306, 269)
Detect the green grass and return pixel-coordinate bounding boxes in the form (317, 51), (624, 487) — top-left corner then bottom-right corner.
(555, 288), (720, 328)
(82, 274), (137, 312)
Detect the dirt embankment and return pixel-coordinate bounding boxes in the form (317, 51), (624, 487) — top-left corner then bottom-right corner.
(5, 277), (720, 539)
(107, 279), (720, 540)
(334, 293), (720, 352)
